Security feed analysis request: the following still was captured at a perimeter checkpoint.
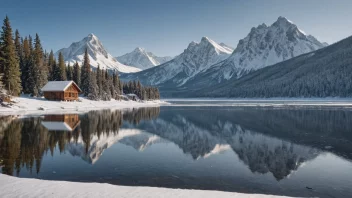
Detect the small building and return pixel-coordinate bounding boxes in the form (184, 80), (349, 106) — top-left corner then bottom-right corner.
(126, 94), (139, 101)
(41, 114), (81, 132)
(41, 81), (81, 101)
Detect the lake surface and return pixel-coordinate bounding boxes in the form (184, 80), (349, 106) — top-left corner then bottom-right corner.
(1, 102), (352, 197)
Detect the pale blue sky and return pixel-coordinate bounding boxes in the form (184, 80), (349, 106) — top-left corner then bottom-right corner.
(1, 0), (351, 56)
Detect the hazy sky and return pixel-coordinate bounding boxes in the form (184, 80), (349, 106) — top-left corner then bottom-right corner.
(1, 0), (351, 57)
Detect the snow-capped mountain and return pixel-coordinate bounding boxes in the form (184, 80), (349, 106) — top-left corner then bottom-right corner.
(219, 43), (235, 52)
(121, 37), (234, 86)
(157, 16), (328, 96)
(116, 47), (173, 70)
(135, 114), (319, 179)
(206, 16), (327, 81)
(55, 33), (141, 73)
(66, 129), (167, 164)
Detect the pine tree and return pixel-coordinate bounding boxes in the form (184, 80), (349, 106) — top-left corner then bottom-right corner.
(22, 37), (31, 93)
(0, 73), (4, 92)
(14, 30), (23, 69)
(28, 35), (33, 53)
(58, 52), (66, 81)
(80, 48), (90, 96)
(66, 63), (73, 81)
(52, 59), (61, 81)
(96, 64), (102, 96)
(87, 71), (99, 100)
(73, 61), (80, 87)
(48, 50), (55, 80)
(29, 33), (47, 96)
(0, 16), (21, 96)
(112, 72), (121, 98)
(102, 70), (111, 100)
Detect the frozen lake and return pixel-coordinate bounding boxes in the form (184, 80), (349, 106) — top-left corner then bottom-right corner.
(1, 102), (352, 198)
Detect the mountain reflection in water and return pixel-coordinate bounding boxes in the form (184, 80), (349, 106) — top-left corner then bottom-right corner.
(0, 106), (352, 198)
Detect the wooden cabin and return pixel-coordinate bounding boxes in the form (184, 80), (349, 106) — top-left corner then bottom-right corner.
(41, 81), (81, 101)
(41, 114), (80, 132)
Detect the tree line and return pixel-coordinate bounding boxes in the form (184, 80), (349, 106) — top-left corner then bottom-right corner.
(0, 16), (160, 100)
(0, 107), (160, 175)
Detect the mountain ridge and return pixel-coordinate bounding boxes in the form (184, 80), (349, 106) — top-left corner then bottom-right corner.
(121, 36), (234, 86)
(55, 33), (141, 73)
(121, 16), (326, 95)
(116, 47), (173, 70)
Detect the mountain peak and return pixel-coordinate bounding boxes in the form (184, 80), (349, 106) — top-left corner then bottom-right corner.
(55, 34), (141, 73)
(272, 16), (296, 29)
(134, 47), (145, 53)
(219, 16), (326, 80)
(87, 33), (98, 39)
(116, 48), (173, 70)
(276, 16), (292, 24)
(201, 36), (211, 43)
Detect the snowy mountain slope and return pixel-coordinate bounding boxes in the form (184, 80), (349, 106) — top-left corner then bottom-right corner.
(116, 47), (173, 70)
(209, 16), (327, 81)
(66, 129), (167, 164)
(121, 37), (233, 86)
(219, 43), (235, 52)
(55, 34), (141, 73)
(134, 114), (319, 178)
(198, 34), (352, 97)
(159, 17), (328, 97)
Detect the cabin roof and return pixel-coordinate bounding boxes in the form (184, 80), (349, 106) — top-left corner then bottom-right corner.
(41, 81), (82, 92)
(41, 121), (73, 131)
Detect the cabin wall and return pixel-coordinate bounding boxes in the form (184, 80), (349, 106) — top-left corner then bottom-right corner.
(44, 91), (65, 101)
(43, 84), (79, 101)
(63, 84), (79, 101)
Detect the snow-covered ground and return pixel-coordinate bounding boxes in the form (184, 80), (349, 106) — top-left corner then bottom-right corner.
(0, 174), (292, 198)
(0, 96), (167, 116)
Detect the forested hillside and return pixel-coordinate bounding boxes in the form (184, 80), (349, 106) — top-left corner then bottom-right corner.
(196, 35), (352, 98)
(0, 16), (160, 101)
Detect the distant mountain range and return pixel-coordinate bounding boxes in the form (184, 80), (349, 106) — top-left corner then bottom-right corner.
(116, 47), (173, 70)
(55, 34), (141, 73)
(55, 16), (352, 98)
(196, 34), (352, 98)
(121, 37), (234, 86)
(120, 16), (329, 97)
(55, 34), (173, 73)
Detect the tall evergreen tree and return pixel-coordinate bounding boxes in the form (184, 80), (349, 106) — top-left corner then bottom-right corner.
(52, 59), (61, 81)
(66, 63), (73, 81)
(87, 71), (99, 100)
(101, 70), (111, 100)
(112, 72), (121, 98)
(28, 35), (33, 54)
(0, 73), (3, 91)
(0, 16), (21, 96)
(80, 48), (90, 96)
(21, 37), (31, 93)
(14, 30), (23, 67)
(58, 52), (66, 81)
(73, 61), (80, 87)
(30, 33), (47, 96)
(47, 50), (55, 80)
(96, 64), (102, 97)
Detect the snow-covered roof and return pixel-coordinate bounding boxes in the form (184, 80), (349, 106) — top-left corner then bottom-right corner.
(41, 121), (73, 131)
(41, 81), (81, 92)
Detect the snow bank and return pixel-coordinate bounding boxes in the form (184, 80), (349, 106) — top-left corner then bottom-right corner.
(0, 96), (168, 116)
(0, 174), (292, 198)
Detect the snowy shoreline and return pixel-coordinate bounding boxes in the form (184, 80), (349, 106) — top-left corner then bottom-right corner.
(0, 174), (292, 198)
(0, 96), (167, 116)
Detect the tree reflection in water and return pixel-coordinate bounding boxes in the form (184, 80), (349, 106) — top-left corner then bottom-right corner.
(0, 107), (351, 182)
